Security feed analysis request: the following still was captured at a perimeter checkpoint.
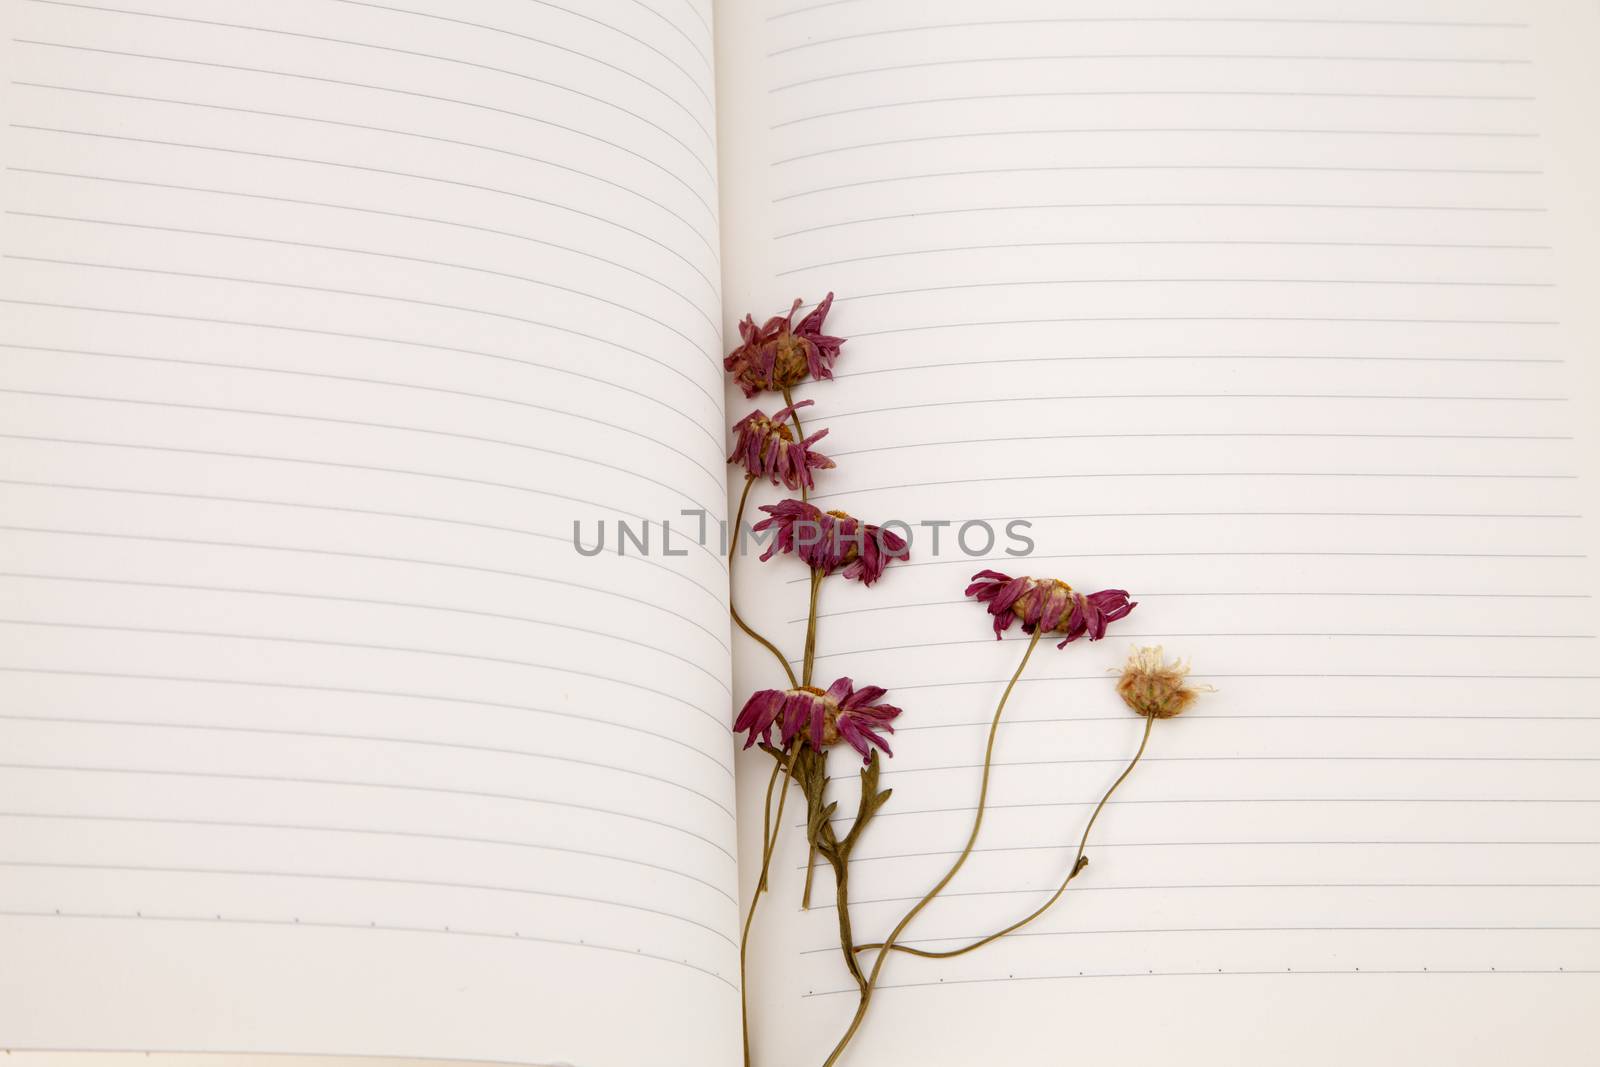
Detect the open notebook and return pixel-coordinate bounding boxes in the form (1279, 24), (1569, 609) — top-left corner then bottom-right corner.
(1, 0), (1597, 1064)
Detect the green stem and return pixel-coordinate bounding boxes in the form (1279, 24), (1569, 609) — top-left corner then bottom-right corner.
(858, 710), (1157, 960)
(801, 570), (823, 687)
(831, 850), (867, 991)
(781, 386), (808, 503)
(739, 749), (796, 1066)
(729, 475), (797, 688)
(822, 629), (1042, 1066)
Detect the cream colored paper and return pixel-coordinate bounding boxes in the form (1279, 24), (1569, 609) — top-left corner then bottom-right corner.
(717, 1), (1600, 1063)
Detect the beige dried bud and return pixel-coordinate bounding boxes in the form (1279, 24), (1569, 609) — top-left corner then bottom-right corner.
(1115, 646), (1211, 719)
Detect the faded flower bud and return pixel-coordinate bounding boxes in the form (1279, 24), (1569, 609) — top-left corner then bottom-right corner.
(1115, 646), (1210, 719)
(724, 293), (845, 398)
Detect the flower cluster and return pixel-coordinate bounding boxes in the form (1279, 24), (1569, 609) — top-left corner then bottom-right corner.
(966, 570), (1136, 647)
(734, 677), (902, 763)
(729, 399), (835, 491)
(721, 294), (1203, 1067)
(755, 499), (908, 586)
(725, 292), (845, 398)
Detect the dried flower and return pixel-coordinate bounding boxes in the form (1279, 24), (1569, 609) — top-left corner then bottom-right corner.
(965, 570), (1135, 647)
(1116, 645), (1210, 718)
(729, 399), (835, 491)
(733, 677), (902, 762)
(724, 293), (845, 398)
(755, 499), (909, 585)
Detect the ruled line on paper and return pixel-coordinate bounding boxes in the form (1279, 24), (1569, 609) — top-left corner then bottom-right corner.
(0, 339), (720, 434)
(0, 384), (725, 488)
(779, 241), (1554, 273)
(0, 762), (736, 861)
(0, 616), (734, 723)
(4, 171), (721, 325)
(818, 841), (1600, 869)
(802, 635), (1595, 665)
(814, 395), (1568, 421)
(0, 432), (729, 565)
(0, 712), (734, 813)
(829, 278), (1558, 300)
(778, 203), (1549, 239)
(774, 128), (1542, 166)
(0, 565), (733, 674)
(802, 927), (1600, 957)
(8, 50), (722, 230)
(0, 666), (736, 773)
(803, 968), (1597, 999)
(0, 858), (737, 944)
(880, 675), (1600, 691)
(7, 125), (723, 293)
(771, 53), (1538, 93)
(871, 755), (1600, 778)
(828, 435), (1575, 459)
(0, 808), (736, 903)
(775, 165), (1547, 201)
(814, 880), (1600, 909)
(3, 210), (722, 331)
(323, 0), (719, 113)
(0, 517), (728, 626)
(795, 593), (1594, 626)
(0, 910), (736, 991)
(4, 251), (720, 374)
(0, 296), (723, 436)
(0, 328), (729, 455)
(826, 353), (1564, 374)
(606, 0), (714, 68)
(803, 476), (1579, 507)
(770, 17), (1534, 56)
(774, 92), (1542, 129)
(20, 0), (721, 150)
(329, 0), (717, 85)
(0, 484), (731, 641)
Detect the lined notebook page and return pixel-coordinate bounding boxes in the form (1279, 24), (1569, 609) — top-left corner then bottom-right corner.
(0, 1), (738, 1064)
(717, 1), (1600, 1062)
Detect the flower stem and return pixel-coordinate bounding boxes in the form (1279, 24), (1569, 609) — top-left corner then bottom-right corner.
(780, 386), (808, 503)
(823, 629), (1042, 1066)
(801, 570), (823, 686)
(856, 710), (1157, 960)
(740, 749), (796, 1066)
(729, 475), (797, 688)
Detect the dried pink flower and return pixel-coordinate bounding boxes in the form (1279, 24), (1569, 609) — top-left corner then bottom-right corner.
(754, 499), (909, 586)
(965, 570), (1136, 648)
(733, 677), (902, 762)
(724, 293), (845, 398)
(728, 399), (835, 491)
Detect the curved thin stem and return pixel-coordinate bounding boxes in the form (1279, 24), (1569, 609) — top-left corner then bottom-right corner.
(822, 629), (1042, 1066)
(739, 750), (796, 1066)
(729, 475), (797, 688)
(780, 386), (808, 503)
(801, 570), (823, 687)
(857, 710), (1157, 960)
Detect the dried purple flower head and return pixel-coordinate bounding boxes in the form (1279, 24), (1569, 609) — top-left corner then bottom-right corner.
(724, 293), (845, 398)
(754, 499), (909, 585)
(728, 399), (835, 491)
(965, 570), (1136, 648)
(733, 676), (902, 763)
(1116, 646), (1212, 719)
